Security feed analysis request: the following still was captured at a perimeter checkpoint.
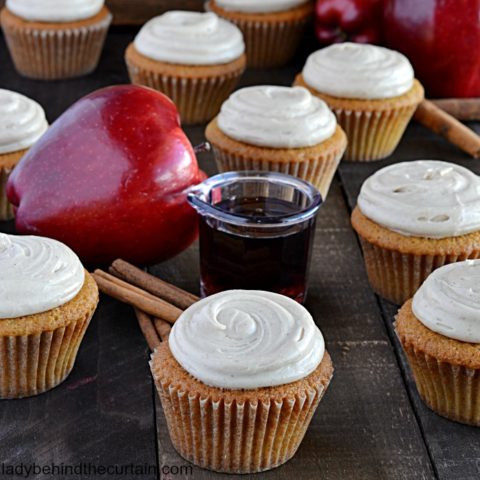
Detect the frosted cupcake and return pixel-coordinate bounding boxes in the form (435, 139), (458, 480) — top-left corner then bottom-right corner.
(294, 43), (424, 161)
(0, 89), (48, 221)
(125, 11), (246, 125)
(352, 160), (480, 304)
(206, 0), (314, 68)
(151, 290), (333, 473)
(1, 0), (112, 80)
(205, 85), (347, 199)
(0, 233), (98, 399)
(396, 260), (480, 425)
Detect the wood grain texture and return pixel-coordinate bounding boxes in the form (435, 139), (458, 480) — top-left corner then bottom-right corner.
(0, 27), (477, 480)
(150, 136), (435, 478)
(0, 32), (154, 480)
(0, 0), (204, 24)
(154, 340), (435, 480)
(0, 297), (158, 480)
(379, 300), (480, 480)
(338, 122), (480, 480)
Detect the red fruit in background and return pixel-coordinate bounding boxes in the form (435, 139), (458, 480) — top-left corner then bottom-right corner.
(7, 85), (206, 266)
(384, 0), (480, 98)
(315, 0), (384, 45)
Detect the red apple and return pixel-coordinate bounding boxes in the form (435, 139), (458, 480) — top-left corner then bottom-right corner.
(7, 85), (206, 266)
(384, 0), (480, 98)
(315, 0), (385, 46)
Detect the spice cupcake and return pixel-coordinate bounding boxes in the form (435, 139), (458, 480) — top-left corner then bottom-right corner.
(0, 89), (48, 221)
(1, 0), (112, 80)
(205, 85), (347, 199)
(396, 260), (480, 425)
(294, 42), (424, 161)
(206, 0), (314, 68)
(125, 11), (246, 125)
(151, 290), (333, 473)
(0, 233), (98, 399)
(352, 160), (480, 304)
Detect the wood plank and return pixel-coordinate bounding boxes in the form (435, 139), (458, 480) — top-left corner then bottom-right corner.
(338, 122), (480, 480)
(154, 340), (435, 480)
(150, 169), (436, 478)
(380, 300), (480, 480)
(0, 32), (160, 480)
(0, 25), (470, 479)
(0, 296), (159, 479)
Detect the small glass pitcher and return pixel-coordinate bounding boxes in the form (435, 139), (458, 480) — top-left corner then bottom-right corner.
(188, 171), (322, 303)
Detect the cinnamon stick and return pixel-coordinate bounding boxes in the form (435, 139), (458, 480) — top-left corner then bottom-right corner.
(109, 259), (199, 310)
(154, 317), (172, 342)
(414, 100), (480, 158)
(92, 270), (182, 323)
(431, 98), (480, 121)
(95, 269), (161, 300)
(134, 308), (161, 351)
(94, 269), (171, 307)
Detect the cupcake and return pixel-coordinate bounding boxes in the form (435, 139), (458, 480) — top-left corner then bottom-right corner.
(0, 89), (48, 221)
(205, 85), (347, 199)
(0, 233), (98, 399)
(125, 11), (246, 125)
(151, 290), (333, 473)
(352, 160), (480, 304)
(206, 0), (314, 68)
(396, 260), (480, 425)
(1, 0), (112, 80)
(294, 42), (424, 162)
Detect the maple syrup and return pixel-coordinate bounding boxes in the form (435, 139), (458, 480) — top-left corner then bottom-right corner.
(188, 172), (322, 303)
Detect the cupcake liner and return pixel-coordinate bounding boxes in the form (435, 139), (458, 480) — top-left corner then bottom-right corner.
(125, 46), (245, 125)
(1, 9), (112, 80)
(333, 104), (418, 162)
(0, 148), (27, 221)
(293, 75), (424, 162)
(154, 375), (327, 473)
(127, 68), (242, 126)
(0, 306), (95, 399)
(358, 237), (480, 305)
(206, 120), (347, 200)
(399, 342), (480, 426)
(224, 16), (310, 69)
(0, 166), (14, 221)
(206, 1), (312, 68)
(211, 143), (343, 200)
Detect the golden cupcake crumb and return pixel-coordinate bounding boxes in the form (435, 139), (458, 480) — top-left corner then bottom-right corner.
(206, 118), (347, 199)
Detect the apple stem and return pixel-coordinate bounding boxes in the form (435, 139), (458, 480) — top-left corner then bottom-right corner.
(193, 142), (211, 154)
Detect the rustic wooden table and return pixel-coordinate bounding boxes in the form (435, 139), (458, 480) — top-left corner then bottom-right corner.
(1, 29), (479, 480)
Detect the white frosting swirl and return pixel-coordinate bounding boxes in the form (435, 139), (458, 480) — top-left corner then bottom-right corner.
(134, 11), (244, 66)
(6, 0), (104, 22)
(0, 233), (85, 319)
(169, 290), (325, 389)
(215, 0), (308, 13)
(303, 43), (414, 99)
(358, 160), (480, 239)
(412, 260), (480, 343)
(0, 89), (48, 155)
(217, 86), (336, 148)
